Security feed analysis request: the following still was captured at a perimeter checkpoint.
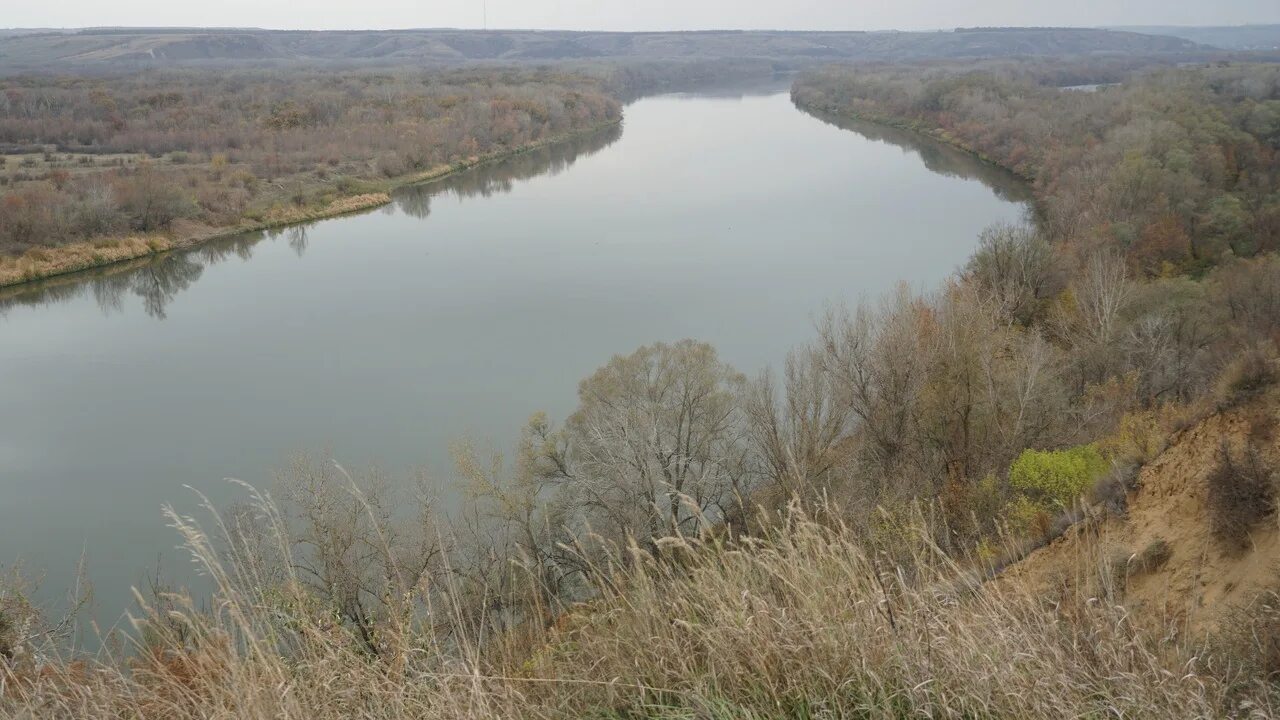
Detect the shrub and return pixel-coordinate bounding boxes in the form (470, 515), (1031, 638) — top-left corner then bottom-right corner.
(374, 152), (408, 178)
(1214, 343), (1278, 409)
(47, 169), (71, 190)
(113, 165), (193, 231)
(1007, 493), (1054, 538)
(1206, 441), (1277, 552)
(1089, 460), (1141, 514)
(1129, 538), (1173, 575)
(1009, 443), (1110, 509)
(68, 182), (124, 238)
(0, 187), (64, 248)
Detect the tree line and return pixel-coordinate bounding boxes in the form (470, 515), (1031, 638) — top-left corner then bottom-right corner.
(792, 61), (1280, 273)
(0, 67), (621, 256)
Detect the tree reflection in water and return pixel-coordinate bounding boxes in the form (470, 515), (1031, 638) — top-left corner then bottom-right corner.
(86, 253), (204, 320)
(0, 122), (622, 320)
(394, 121), (622, 220)
(0, 113), (1026, 321)
(796, 104), (1034, 207)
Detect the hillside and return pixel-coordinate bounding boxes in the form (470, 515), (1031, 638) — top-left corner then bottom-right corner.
(1000, 386), (1280, 639)
(1114, 24), (1280, 51)
(0, 27), (1210, 71)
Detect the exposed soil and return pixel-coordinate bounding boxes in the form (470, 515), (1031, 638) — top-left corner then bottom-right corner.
(999, 387), (1280, 638)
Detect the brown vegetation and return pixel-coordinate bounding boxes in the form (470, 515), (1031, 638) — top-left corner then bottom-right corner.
(0, 67), (621, 284)
(4, 491), (1275, 718)
(999, 386), (1280, 644)
(793, 62), (1280, 273)
(4, 58), (1280, 716)
(1207, 437), (1278, 551)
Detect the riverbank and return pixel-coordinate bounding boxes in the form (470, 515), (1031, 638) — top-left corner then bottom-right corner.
(789, 93), (1038, 186)
(0, 119), (622, 290)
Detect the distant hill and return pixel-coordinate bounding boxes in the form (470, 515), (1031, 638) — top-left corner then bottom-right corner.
(1111, 24), (1280, 51)
(0, 27), (1209, 71)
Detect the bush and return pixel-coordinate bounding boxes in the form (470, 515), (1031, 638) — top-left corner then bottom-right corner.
(1007, 493), (1054, 538)
(113, 165), (192, 231)
(1129, 538), (1172, 575)
(68, 182), (124, 238)
(0, 187), (64, 249)
(1009, 444), (1110, 509)
(1214, 343), (1278, 409)
(374, 152), (408, 178)
(1206, 441), (1277, 552)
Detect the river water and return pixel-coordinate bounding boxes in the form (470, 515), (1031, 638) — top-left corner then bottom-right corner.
(0, 84), (1030, 633)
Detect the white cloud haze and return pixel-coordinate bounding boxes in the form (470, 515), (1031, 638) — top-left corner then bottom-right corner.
(4, 0), (1277, 32)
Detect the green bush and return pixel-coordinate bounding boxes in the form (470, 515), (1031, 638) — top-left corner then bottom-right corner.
(1009, 444), (1109, 509)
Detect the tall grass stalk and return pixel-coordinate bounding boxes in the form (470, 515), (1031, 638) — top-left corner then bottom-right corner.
(1, 490), (1274, 718)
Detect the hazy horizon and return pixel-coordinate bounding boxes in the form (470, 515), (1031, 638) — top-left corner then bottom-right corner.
(3, 0), (1278, 35)
(8, 23), (1280, 33)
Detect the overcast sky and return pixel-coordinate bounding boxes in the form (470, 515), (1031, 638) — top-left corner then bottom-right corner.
(5, 0), (1278, 33)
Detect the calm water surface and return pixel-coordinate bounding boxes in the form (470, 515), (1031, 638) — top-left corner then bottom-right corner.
(0, 87), (1029, 627)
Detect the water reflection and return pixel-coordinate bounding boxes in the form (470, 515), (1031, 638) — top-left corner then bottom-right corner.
(612, 69), (796, 104)
(796, 105), (1034, 206)
(0, 121), (623, 319)
(89, 253), (205, 320)
(286, 226), (309, 257)
(393, 121), (622, 219)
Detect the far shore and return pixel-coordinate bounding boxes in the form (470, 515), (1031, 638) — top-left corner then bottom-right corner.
(0, 119), (622, 291)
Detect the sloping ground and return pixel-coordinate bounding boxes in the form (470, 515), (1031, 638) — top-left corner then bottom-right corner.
(1112, 24), (1280, 51)
(0, 27), (1210, 71)
(999, 387), (1280, 637)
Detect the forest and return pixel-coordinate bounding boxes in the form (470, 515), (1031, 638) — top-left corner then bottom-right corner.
(775, 60), (1280, 536)
(2, 58), (1280, 718)
(792, 62), (1280, 271)
(0, 67), (621, 283)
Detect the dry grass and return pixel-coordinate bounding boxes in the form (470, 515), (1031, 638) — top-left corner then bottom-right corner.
(261, 192), (391, 225)
(528, 506), (1274, 718)
(0, 191), (393, 289)
(2, 489), (1275, 719)
(0, 234), (173, 286)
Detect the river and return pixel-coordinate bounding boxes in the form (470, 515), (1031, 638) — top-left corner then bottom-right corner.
(0, 83), (1030, 635)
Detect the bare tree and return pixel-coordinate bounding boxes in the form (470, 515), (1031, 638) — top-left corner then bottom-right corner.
(527, 340), (753, 552)
(277, 456), (444, 656)
(744, 344), (853, 510)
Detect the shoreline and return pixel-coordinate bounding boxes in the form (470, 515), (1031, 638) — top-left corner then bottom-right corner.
(789, 94), (1038, 185)
(0, 118), (622, 291)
